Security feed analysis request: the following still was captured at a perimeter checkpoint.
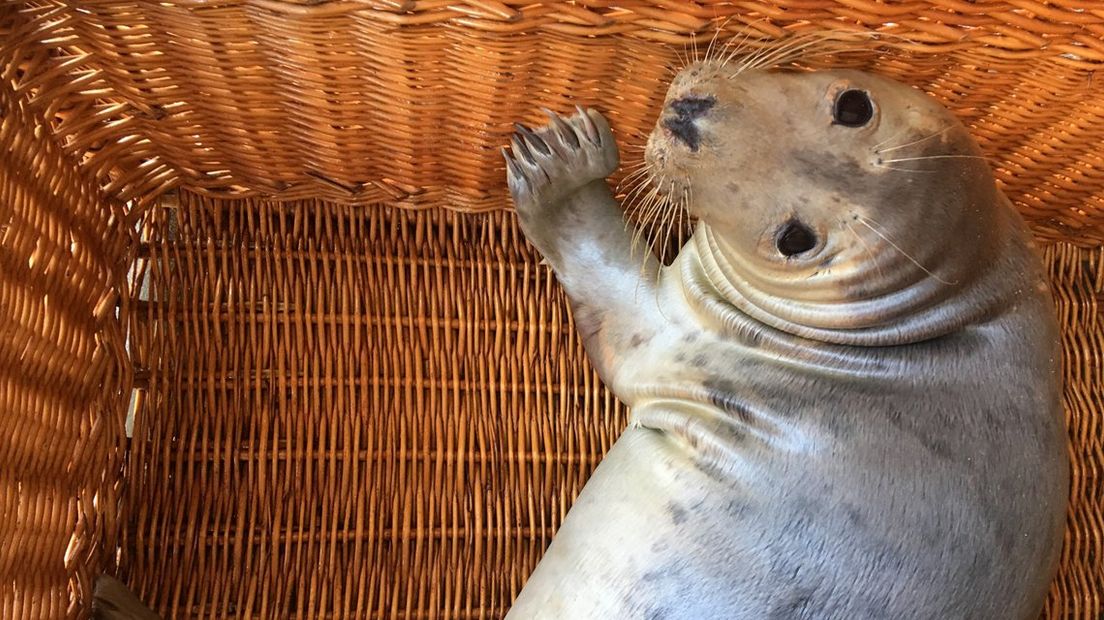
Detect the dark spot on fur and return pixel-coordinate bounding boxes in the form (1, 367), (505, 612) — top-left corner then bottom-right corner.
(793, 150), (868, 190)
(669, 95), (716, 119)
(726, 181), (741, 195)
(843, 503), (867, 529)
(745, 328), (763, 348)
(667, 501), (688, 525)
(726, 498), (752, 518)
(691, 353), (708, 368)
(630, 332), (649, 348)
(674, 352), (686, 362)
(702, 378), (754, 424)
(693, 453), (740, 483)
(768, 587), (817, 619)
(886, 408), (955, 460)
(663, 116), (703, 151)
(682, 332), (698, 343)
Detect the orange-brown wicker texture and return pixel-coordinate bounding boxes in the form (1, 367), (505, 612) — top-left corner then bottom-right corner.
(0, 1), (1101, 619)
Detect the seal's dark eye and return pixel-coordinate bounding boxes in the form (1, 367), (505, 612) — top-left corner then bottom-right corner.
(833, 89), (873, 127)
(776, 220), (817, 257)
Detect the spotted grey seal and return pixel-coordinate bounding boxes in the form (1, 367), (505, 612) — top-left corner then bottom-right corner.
(501, 61), (1068, 619)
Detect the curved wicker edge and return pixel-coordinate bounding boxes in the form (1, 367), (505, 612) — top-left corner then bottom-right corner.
(0, 71), (133, 619)
(1041, 243), (1104, 620)
(4, 2), (1104, 246)
(117, 193), (1104, 619)
(80, 0), (1104, 66)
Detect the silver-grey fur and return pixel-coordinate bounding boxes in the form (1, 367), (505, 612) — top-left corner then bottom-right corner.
(501, 67), (1067, 619)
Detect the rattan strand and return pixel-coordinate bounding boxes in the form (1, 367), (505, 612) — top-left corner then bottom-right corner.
(2, 2), (1104, 243)
(115, 193), (1102, 620)
(0, 1), (1102, 618)
(0, 72), (131, 619)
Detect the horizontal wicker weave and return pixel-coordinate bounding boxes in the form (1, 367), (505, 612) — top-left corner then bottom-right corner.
(0, 1), (1102, 618)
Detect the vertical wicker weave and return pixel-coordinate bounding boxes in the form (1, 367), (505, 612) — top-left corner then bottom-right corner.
(0, 1), (1101, 618)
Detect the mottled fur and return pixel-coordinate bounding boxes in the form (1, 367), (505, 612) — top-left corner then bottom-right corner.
(502, 68), (1067, 619)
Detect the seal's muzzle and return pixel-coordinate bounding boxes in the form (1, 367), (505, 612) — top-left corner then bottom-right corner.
(662, 95), (715, 151)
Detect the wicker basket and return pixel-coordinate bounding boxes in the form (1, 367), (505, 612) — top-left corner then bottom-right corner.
(1, 1), (1101, 618)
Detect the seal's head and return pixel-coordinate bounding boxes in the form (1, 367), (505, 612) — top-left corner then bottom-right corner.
(645, 62), (1020, 345)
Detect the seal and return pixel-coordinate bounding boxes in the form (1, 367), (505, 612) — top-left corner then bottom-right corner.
(502, 63), (1068, 619)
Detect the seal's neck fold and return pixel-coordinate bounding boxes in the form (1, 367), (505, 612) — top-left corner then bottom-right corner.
(685, 220), (1020, 347)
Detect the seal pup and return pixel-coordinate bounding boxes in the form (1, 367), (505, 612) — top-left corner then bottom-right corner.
(501, 62), (1068, 618)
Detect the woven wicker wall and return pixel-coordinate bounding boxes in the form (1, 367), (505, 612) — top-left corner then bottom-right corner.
(1, 0), (1103, 619)
(118, 193), (1103, 620)
(3, 1), (1104, 243)
(123, 194), (626, 618)
(0, 73), (131, 617)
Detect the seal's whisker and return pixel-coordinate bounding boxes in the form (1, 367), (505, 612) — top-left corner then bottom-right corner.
(677, 185), (687, 255)
(761, 42), (874, 71)
(738, 31), (868, 74)
(679, 175), (694, 248)
(734, 32), (819, 74)
(704, 20), (726, 64)
(627, 182), (657, 222)
(731, 30), (817, 74)
(855, 215), (959, 285)
(617, 176), (647, 196)
(660, 180), (681, 262)
(622, 176), (656, 211)
(649, 188), (676, 258)
(620, 172), (650, 192)
(872, 125), (912, 152)
(717, 17), (770, 66)
(882, 154), (993, 164)
(616, 166), (651, 192)
(622, 173), (653, 211)
(705, 16), (743, 64)
(631, 203), (653, 252)
(741, 39), (837, 74)
(734, 30), (889, 76)
(675, 43), (691, 70)
(720, 25), (769, 69)
(630, 184), (663, 255)
(844, 220), (885, 283)
(875, 164), (939, 174)
(875, 125), (953, 154)
(710, 23), (746, 66)
(646, 191), (670, 251)
(623, 165), (656, 199)
(751, 36), (843, 69)
(736, 29), (912, 76)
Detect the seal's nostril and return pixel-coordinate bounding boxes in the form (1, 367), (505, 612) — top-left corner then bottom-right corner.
(669, 95), (716, 120)
(663, 117), (702, 152)
(664, 95), (714, 151)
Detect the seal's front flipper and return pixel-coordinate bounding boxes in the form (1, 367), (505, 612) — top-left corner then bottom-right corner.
(504, 106), (620, 217)
(93, 575), (161, 620)
(503, 108), (663, 397)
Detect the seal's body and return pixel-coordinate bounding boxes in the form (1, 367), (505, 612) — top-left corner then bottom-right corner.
(502, 65), (1067, 619)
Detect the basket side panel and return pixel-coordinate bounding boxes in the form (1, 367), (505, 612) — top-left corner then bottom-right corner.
(1042, 245), (1104, 620)
(7, 2), (1104, 244)
(0, 61), (132, 620)
(126, 195), (1101, 619)
(125, 193), (626, 618)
